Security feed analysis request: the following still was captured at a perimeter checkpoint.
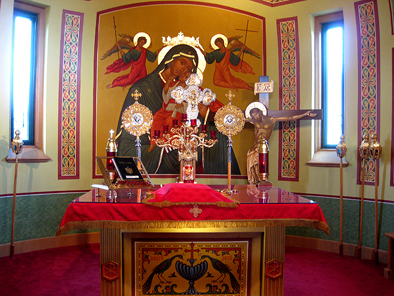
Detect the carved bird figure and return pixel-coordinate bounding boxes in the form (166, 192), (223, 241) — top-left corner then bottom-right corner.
(142, 255), (182, 294)
(101, 33), (134, 60)
(201, 255), (240, 293)
(227, 35), (261, 59)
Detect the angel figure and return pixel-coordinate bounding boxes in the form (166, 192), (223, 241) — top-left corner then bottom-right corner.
(103, 32), (164, 89)
(198, 34), (260, 91)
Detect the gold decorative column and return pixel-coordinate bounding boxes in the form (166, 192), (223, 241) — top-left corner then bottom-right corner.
(263, 226), (286, 296)
(101, 228), (122, 296)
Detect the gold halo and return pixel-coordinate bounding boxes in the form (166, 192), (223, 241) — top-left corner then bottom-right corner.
(210, 34), (228, 50)
(245, 102), (267, 119)
(158, 45), (206, 80)
(133, 32), (151, 48)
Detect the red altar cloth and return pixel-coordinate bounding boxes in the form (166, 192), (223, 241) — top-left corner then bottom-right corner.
(56, 185), (329, 235)
(143, 183), (238, 208)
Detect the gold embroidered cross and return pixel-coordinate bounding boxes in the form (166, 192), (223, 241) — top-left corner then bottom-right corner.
(131, 89), (142, 101)
(225, 90), (235, 103)
(189, 204), (202, 218)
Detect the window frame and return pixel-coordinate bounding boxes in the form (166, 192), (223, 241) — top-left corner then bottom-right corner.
(307, 11), (348, 167)
(6, 2), (50, 163)
(11, 8), (38, 146)
(321, 19), (344, 149)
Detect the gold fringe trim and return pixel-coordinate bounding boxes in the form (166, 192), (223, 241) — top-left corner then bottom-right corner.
(56, 219), (329, 236)
(142, 193), (239, 208)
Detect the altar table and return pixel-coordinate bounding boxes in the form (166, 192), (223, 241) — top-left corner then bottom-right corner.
(57, 184), (329, 296)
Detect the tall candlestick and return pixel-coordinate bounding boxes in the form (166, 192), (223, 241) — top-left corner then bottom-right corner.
(10, 130), (23, 257)
(370, 133), (382, 264)
(336, 134), (347, 257)
(356, 133), (370, 260)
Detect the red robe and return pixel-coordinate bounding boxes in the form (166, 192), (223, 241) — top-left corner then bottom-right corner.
(106, 48), (148, 88)
(210, 49), (255, 91)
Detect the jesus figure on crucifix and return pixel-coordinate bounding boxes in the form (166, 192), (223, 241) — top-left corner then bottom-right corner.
(245, 101), (316, 184)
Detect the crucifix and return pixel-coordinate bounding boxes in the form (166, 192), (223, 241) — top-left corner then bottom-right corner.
(255, 76), (322, 122)
(246, 76), (322, 184)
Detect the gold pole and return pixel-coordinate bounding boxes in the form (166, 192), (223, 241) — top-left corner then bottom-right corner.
(227, 137), (232, 191)
(10, 130), (23, 258)
(374, 176), (378, 262)
(356, 159), (366, 260)
(137, 160), (141, 203)
(227, 161), (231, 191)
(356, 133), (370, 260)
(339, 158), (343, 256)
(336, 135), (347, 257)
(370, 133), (382, 264)
(11, 156), (18, 257)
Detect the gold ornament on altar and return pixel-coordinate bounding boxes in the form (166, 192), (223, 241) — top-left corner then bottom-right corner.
(153, 74), (217, 183)
(121, 90), (153, 137)
(214, 91), (245, 137)
(214, 90), (245, 193)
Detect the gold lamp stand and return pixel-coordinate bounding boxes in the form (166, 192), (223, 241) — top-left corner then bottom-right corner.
(10, 130), (23, 257)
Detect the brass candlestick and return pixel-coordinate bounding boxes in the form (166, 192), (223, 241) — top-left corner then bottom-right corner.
(153, 73), (217, 183)
(10, 130), (24, 257)
(336, 134), (347, 256)
(356, 132), (370, 259)
(154, 120), (217, 183)
(369, 133), (382, 264)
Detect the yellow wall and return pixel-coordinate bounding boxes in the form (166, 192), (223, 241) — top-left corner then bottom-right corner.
(1, 0), (393, 203)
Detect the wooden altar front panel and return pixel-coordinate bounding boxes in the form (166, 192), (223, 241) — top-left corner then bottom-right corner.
(100, 226), (286, 296)
(57, 186), (328, 296)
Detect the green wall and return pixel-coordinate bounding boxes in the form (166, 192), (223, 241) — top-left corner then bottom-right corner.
(287, 196), (394, 251)
(0, 192), (84, 244)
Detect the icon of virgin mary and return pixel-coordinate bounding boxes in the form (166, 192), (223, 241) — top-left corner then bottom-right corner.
(116, 44), (240, 175)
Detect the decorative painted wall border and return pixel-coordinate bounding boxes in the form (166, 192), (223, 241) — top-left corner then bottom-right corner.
(276, 17), (300, 182)
(58, 10), (84, 179)
(250, 0), (305, 7)
(354, 0), (380, 186)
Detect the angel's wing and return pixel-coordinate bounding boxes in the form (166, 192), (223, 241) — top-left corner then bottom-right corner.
(101, 34), (134, 60)
(227, 35), (261, 59)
